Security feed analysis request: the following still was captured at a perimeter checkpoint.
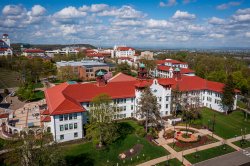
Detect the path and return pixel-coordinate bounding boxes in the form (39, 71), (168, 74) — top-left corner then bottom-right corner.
(194, 148), (250, 166)
(137, 125), (250, 166)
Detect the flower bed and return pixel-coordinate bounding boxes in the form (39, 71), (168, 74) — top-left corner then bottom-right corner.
(169, 135), (218, 152)
(163, 129), (175, 139)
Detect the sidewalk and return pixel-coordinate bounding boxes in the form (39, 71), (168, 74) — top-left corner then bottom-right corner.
(137, 125), (250, 166)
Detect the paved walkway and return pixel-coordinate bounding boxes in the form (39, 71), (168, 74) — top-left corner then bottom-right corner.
(137, 125), (250, 166)
(194, 148), (250, 166)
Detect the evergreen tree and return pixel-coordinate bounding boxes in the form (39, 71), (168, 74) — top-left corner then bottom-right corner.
(137, 87), (161, 133)
(221, 75), (235, 114)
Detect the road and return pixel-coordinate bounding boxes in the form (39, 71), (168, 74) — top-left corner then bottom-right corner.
(194, 147), (250, 166)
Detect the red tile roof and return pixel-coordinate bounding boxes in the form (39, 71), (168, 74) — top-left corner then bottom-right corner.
(0, 113), (8, 119)
(157, 65), (194, 74)
(117, 47), (135, 51)
(156, 59), (187, 65)
(24, 49), (45, 53)
(157, 65), (171, 71)
(40, 109), (49, 115)
(109, 73), (137, 83)
(0, 48), (8, 51)
(45, 83), (85, 115)
(41, 115), (51, 122)
(134, 80), (153, 88)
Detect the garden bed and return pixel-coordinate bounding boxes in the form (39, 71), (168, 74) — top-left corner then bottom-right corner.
(168, 135), (218, 152)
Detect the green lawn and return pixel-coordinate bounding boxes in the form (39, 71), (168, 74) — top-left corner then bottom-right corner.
(184, 145), (235, 164)
(233, 140), (250, 149)
(0, 68), (21, 89)
(157, 158), (183, 166)
(62, 120), (169, 166)
(185, 108), (250, 139)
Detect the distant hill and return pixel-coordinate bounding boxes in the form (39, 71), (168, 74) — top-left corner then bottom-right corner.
(11, 43), (96, 53)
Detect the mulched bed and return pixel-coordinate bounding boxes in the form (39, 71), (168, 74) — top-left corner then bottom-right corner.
(119, 144), (143, 159)
(171, 135), (217, 151)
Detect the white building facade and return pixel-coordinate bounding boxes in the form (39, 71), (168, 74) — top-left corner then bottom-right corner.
(42, 73), (238, 142)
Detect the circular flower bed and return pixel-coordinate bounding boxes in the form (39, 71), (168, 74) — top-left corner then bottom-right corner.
(175, 131), (199, 143)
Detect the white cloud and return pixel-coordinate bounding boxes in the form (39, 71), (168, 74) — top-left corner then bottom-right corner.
(209, 33), (225, 38)
(98, 5), (145, 19)
(112, 19), (142, 26)
(246, 32), (250, 37)
(146, 19), (173, 28)
(236, 8), (250, 14)
(216, 1), (241, 10)
(176, 35), (189, 41)
(172, 10), (196, 20)
(159, 0), (177, 7)
(208, 17), (225, 24)
(233, 8), (250, 22)
(53, 6), (86, 19)
(2, 5), (24, 15)
(30, 5), (46, 16)
(79, 4), (109, 12)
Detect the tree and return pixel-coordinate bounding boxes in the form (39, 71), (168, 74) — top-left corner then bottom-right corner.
(137, 87), (161, 133)
(115, 62), (132, 76)
(140, 58), (156, 71)
(180, 92), (202, 135)
(57, 66), (78, 81)
(86, 93), (119, 147)
(4, 132), (65, 166)
(221, 75), (235, 114)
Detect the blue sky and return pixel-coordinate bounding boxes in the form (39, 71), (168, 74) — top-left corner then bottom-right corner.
(1, 0), (250, 48)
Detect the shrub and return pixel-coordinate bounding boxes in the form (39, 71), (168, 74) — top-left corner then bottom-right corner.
(4, 89), (9, 95)
(136, 128), (146, 137)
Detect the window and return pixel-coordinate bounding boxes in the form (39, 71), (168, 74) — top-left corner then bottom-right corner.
(166, 96), (169, 101)
(74, 123), (78, 129)
(114, 115), (116, 119)
(60, 135), (64, 140)
(64, 114), (68, 121)
(65, 124), (68, 130)
(124, 99), (126, 103)
(159, 97), (162, 102)
(131, 113), (133, 117)
(124, 114), (126, 118)
(74, 113), (77, 119)
(74, 132), (78, 138)
(166, 104), (168, 109)
(69, 124), (73, 129)
(59, 115), (63, 121)
(131, 98), (134, 103)
(87, 103), (89, 107)
(124, 106), (126, 111)
(69, 114), (73, 120)
(60, 125), (64, 131)
(131, 105), (133, 110)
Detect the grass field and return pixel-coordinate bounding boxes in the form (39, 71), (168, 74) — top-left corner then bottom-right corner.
(62, 120), (169, 166)
(184, 144), (235, 164)
(233, 140), (250, 149)
(157, 158), (183, 166)
(182, 108), (250, 139)
(0, 68), (20, 89)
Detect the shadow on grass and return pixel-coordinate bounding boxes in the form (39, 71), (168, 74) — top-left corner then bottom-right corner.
(65, 153), (94, 166)
(116, 122), (135, 140)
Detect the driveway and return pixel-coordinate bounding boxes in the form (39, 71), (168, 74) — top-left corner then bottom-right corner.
(194, 147), (250, 166)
